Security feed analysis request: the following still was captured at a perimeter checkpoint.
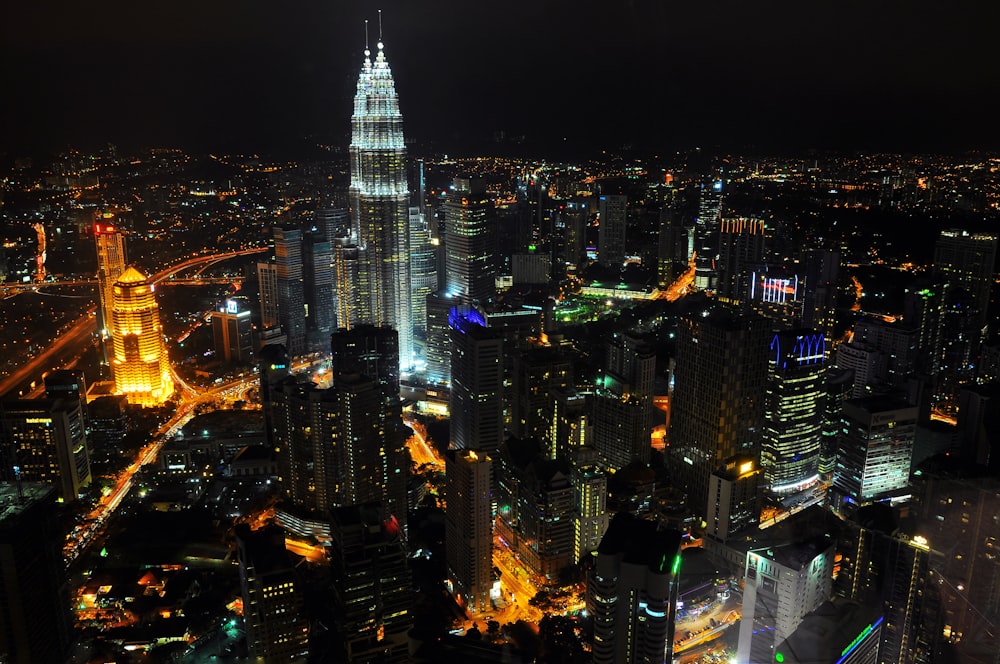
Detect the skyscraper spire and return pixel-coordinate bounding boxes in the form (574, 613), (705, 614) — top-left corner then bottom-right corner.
(348, 22), (414, 370)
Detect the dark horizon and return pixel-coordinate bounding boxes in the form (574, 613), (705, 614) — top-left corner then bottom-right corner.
(3, 0), (1000, 157)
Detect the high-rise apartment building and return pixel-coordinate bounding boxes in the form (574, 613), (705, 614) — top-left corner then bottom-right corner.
(94, 214), (126, 337)
(445, 449), (493, 615)
(0, 483), (72, 664)
(737, 534), (835, 663)
(349, 38), (413, 368)
(110, 267), (173, 406)
(449, 309), (503, 455)
(569, 446), (609, 563)
(273, 225), (306, 356)
(801, 248), (840, 345)
(669, 305), (770, 516)
(330, 503), (411, 663)
(716, 217), (766, 302)
(302, 226), (334, 348)
(839, 505), (939, 664)
(762, 329), (826, 494)
(235, 524), (309, 662)
(444, 176), (496, 305)
(597, 194), (627, 268)
(695, 180), (724, 243)
(934, 229), (997, 328)
(593, 331), (656, 470)
(509, 346), (572, 441)
(832, 396), (917, 510)
(587, 512), (682, 664)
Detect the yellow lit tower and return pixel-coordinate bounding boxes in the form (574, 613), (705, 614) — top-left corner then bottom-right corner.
(110, 267), (173, 406)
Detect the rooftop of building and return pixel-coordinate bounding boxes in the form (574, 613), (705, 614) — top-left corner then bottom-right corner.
(843, 394), (916, 415)
(598, 512), (682, 574)
(179, 409), (263, 438)
(750, 532), (834, 570)
(235, 524), (294, 577)
(774, 597), (882, 664)
(0, 482), (54, 524)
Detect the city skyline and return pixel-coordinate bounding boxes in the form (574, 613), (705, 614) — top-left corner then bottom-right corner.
(4, 2), (1000, 155)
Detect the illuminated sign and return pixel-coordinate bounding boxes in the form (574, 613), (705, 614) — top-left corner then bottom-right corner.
(835, 616), (883, 664)
(752, 273), (799, 304)
(226, 299), (239, 314)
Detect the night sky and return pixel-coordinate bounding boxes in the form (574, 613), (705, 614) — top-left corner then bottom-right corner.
(3, 0), (1000, 156)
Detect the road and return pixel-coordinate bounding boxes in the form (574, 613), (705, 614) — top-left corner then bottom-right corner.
(0, 306), (97, 398)
(64, 376), (251, 566)
(403, 419), (444, 471)
(0, 248), (267, 400)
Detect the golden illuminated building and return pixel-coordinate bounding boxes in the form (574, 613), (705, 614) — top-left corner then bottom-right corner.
(110, 267), (173, 406)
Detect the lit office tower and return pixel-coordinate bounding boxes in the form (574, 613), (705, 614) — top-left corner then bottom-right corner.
(110, 267), (173, 407)
(212, 298), (254, 363)
(761, 329), (826, 494)
(587, 512), (682, 664)
(716, 217), (766, 302)
(449, 309), (503, 455)
(302, 227), (334, 349)
(273, 225), (306, 356)
(705, 455), (761, 545)
(330, 503), (411, 663)
(832, 396), (917, 511)
(934, 229), (998, 328)
(424, 292), (458, 385)
(669, 305), (770, 516)
(597, 194), (627, 268)
(737, 534), (835, 664)
(593, 331), (656, 470)
(444, 176), (496, 305)
(445, 449), (493, 615)
(349, 37), (413, 369)
(235, 524), (309, 662)
(0, 399), (91, 502)
(94, 214), (126, 337)
(0, 483), (72, 664)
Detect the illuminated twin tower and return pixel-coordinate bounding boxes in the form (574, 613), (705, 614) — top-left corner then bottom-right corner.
(347, 31), (413, 367)
(94, 219), (173, 407)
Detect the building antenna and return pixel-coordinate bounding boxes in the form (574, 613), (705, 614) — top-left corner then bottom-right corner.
(364, 19), (369, 51)
(378, 9), (383, 41)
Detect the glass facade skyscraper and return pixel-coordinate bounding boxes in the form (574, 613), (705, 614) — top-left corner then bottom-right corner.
(349, 38), (413, 369)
